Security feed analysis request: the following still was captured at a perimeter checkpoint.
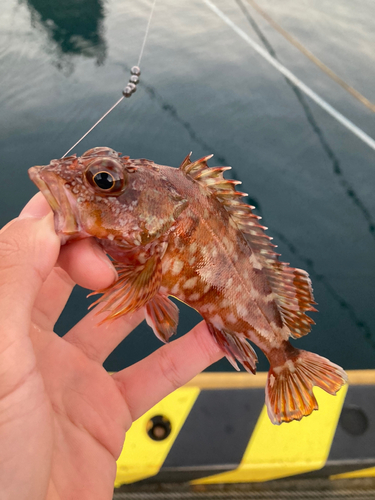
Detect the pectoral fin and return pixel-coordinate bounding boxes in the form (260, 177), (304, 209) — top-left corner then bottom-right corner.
(145, 294), (179, 343)
(89, 255), (162, 322)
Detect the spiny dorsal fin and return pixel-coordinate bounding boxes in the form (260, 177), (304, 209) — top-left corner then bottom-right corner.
(179, 152), (192, 171)
(180, 154), (316, 339)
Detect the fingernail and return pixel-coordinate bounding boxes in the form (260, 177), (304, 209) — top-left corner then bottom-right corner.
(91, 241), (118, 282)
(19, 193), (51, 220)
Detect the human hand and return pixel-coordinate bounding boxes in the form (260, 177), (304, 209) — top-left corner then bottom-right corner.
(0, 193), (223, 500)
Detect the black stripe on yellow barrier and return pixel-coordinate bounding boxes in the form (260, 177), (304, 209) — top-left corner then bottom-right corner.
(330, 385), (375, 475)
(290, 380), (375, 480)
(192, 385), (347, 484)
(307, 384), (375, 479)
(114, 371), (375, 488)
(149, 388), (265, 483)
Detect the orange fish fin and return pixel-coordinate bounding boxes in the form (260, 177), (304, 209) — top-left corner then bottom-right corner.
(266, 347), (347, 425)
(179, 152), (192, 170)
(89, 255), (162, 322)
(180, 153), (235, 188)
(145, 294), (179, 343)
(224, 204), (316, 338)
(181, 154), (316, 339)
(207, 323), (258, 374)
(265, 265), (317, 338)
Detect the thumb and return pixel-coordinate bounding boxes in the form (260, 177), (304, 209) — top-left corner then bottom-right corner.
(0, 212), (60, 341)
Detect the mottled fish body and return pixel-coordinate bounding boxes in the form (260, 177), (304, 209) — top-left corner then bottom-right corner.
(29, 147), (347, 424)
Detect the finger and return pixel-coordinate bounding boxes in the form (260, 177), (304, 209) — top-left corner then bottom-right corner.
(32, 238), (119, 330)
(19, 191), (52, 219)
(0, 192), (51, 237)
(58, 238), (118, 291)
(112, 321), (223, 421)
(0, 213), (60, 385)
(11, 193), (73, 330)
(64, 307), (145, 363)
(19, 193), (116, 325)
(31, 266), (75, 330)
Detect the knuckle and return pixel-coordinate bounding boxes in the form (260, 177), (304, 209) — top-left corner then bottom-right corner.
(0, 218), (59, 284)
(0, 222), (33, 271)
(53, 265), (75, 288)
(66, 335), (102, 363)
(157, 345), (185, 391)
(0, 235), (22, 260)
(0, 235), (26, 281)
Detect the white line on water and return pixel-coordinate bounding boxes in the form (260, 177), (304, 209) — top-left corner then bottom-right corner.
(202, 0), (375, 152)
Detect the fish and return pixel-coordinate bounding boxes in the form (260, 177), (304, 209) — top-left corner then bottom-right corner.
(29, 146), (347, 424)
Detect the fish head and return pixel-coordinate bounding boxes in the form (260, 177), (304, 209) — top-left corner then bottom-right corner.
(29, 147), (188, 246)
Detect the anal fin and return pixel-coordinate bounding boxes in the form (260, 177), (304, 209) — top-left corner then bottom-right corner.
(206, 323), (258, 374)
(145, 294), (179, 343)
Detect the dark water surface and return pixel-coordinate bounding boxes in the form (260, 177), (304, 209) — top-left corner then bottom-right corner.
(1, 0), (374, 372)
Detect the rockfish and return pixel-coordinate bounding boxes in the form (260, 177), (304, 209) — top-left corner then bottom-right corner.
(29, 147), (347, 424)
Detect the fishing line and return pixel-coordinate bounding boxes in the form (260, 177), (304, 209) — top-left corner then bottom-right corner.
(61, 96), (125, 159)
(202, 0), (375, 153)
(137, 0), (157, 67)
(62, 0), (157, 158)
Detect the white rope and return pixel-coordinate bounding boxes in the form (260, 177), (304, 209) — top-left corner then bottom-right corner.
(202, 0), (375, 152)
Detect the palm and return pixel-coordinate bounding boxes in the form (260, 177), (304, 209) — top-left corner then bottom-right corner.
(28, 264), (221, 500)
(31, 328), (127, 499)
(0, 203), (222, 500)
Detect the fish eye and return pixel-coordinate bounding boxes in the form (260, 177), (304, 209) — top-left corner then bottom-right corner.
(92, 171), (115, 190)
(85, 158), (126, 195)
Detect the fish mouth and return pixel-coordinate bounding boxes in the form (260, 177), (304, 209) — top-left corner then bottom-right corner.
(29, 166), (80, 242)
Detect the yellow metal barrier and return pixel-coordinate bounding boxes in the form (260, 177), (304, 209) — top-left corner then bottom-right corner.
(115, 371), (375, 487)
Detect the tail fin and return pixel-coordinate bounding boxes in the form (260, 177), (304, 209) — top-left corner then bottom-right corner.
(265, 349), (347, 425)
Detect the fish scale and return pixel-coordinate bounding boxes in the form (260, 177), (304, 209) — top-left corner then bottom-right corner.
(159, 169), (286, 344)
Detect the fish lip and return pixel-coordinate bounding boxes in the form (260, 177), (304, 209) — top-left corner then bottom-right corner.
(28, 166), (79, 239)
(29, 166), (60, 211)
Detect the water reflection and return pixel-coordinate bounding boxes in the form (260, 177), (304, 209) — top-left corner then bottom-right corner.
(235, 0), (375, 242)
(23, 0), (106, 70)
(235, 0), (375, 352)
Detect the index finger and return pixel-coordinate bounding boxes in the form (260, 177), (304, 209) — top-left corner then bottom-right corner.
(112, 321), (223, 421)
